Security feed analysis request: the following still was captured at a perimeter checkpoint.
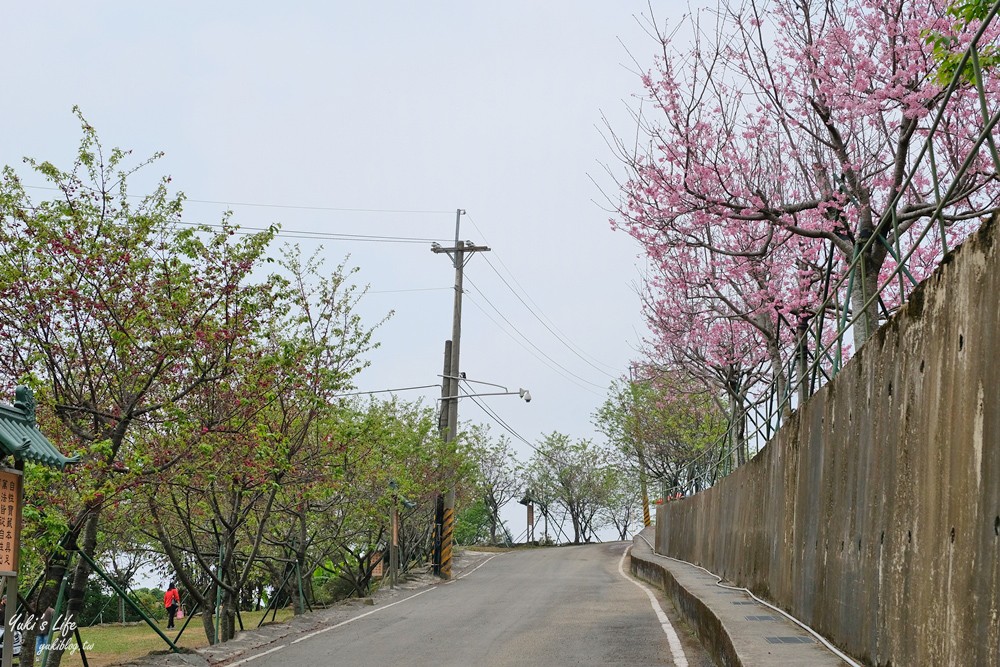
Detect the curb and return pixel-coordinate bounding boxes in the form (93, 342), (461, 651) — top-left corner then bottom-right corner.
(628, 529), (847, 666)
(629, 533), (740, 667)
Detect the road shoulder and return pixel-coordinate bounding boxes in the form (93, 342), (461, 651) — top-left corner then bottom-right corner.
(115, 550), (497, 667)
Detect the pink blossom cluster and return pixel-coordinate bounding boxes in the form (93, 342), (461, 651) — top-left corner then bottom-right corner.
(615, 0), (1000, 409)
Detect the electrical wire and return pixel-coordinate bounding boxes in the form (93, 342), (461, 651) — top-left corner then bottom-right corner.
(367, 287), (452, 295)
(479, 253), (620, 380)
(463, 274), (607, 392)
(14, 197), (449, 245)
(462, 291), (605, 397)
(460, 382), (575, 470)
(24, 184), (452, 215)
(465, 213), (622, 377)
(167, 219), (448, 244)
(463, 391), (534, 450)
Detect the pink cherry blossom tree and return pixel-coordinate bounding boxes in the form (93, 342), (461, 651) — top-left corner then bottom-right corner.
(614, 0), (1000, 381)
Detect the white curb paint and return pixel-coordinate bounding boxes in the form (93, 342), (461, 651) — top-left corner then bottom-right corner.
(619, 546), (689, 667)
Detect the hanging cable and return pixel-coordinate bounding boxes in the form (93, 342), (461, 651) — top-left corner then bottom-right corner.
(462, 292), (605, 397)
(464, 275), (608, 391)
(466, 213), (622, 376)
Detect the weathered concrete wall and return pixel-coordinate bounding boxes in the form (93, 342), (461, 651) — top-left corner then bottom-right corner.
(656, 215), (1000, 667)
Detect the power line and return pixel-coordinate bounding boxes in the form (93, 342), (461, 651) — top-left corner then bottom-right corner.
(14, 197), (449, 245)
(168, 219), (448, 244)
(184, 199), (452, 215)
(460, 382), (574, 470)
(465, 214), (622, 377)
(24, 184), (452, 215)
(480, 253), (619, 380)
(463, 274), (607, 392)
(367, 287), (452, 294)
(462, 290), (605, 397)
(464, 391), (534, 449)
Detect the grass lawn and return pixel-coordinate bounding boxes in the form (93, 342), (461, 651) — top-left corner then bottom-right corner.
(42, 608), (295, 667)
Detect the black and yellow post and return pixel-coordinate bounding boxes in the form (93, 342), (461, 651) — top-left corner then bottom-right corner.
(440, 506), (455, 579)
(637, 439), (651, 527)
(641, 474), (651, 527)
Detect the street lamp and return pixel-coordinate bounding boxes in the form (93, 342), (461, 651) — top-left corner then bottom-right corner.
(438, 388), (531, 402)
(438, 375), (532, 402)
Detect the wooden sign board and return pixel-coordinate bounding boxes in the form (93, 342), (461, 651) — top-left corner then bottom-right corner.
(0, 470), (21, 576)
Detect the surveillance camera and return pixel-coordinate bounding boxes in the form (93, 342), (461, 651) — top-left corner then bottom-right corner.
(519, 388), (532, 403)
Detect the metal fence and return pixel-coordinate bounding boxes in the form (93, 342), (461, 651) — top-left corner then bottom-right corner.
(657, 2), (1000, 497)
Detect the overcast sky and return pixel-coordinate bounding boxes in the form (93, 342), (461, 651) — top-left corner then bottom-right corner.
(3, 2), (687, 540)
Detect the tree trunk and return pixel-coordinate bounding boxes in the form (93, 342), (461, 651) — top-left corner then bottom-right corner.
(221, 593), (237, 642)
(202, 597), (217, 646)
(45, 509), (100, 667)
(850, 244), (882, 346)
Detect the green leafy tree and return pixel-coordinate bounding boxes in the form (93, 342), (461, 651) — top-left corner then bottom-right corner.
(528, 433), (613, 544)
(0, 111), (279, 665)
(454, 500), (491, 545)
(467, 427), (521, 544)
(600, 461), (641, 541)
(594, 376), (727, 496)
(145, 245), (381, 642)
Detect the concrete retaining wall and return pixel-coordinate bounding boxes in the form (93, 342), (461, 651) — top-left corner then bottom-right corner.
(656, 215), (1000, 667)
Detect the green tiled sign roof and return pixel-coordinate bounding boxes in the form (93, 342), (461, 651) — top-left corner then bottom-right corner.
(0, 386), (78, 470)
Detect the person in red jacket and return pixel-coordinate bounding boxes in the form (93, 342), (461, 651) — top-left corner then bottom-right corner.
(164, 582), (181, 629)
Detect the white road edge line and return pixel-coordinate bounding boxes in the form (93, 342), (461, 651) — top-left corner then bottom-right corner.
(619, 546), (689, 667)
(452, 553), (502, 582)
(634, 534), (862, 667)
(228, 644), (287, 666)
(292, 588), (435, 644)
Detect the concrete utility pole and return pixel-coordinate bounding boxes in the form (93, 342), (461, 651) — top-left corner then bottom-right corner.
(433, 340), (452, 575)
(431, 209), (489, 579)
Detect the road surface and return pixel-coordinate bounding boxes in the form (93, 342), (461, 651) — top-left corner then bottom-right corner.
(230, 542), (712, 666)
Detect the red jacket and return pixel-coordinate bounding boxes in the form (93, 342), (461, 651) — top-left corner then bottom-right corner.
(164, 588), (180, 608)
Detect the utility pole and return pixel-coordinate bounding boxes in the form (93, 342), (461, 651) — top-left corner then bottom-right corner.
(433, 340), (452, 575)
(431, 209), (489, 579)
(389, 501), (398, 589)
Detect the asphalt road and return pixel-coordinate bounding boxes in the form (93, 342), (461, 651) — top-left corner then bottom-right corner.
(233, 542), (712, 666)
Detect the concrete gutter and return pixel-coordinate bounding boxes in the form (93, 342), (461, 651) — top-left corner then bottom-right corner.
(629, 528), (850, 666)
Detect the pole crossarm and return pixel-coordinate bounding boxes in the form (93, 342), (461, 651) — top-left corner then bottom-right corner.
(431, 242), (491, 268)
